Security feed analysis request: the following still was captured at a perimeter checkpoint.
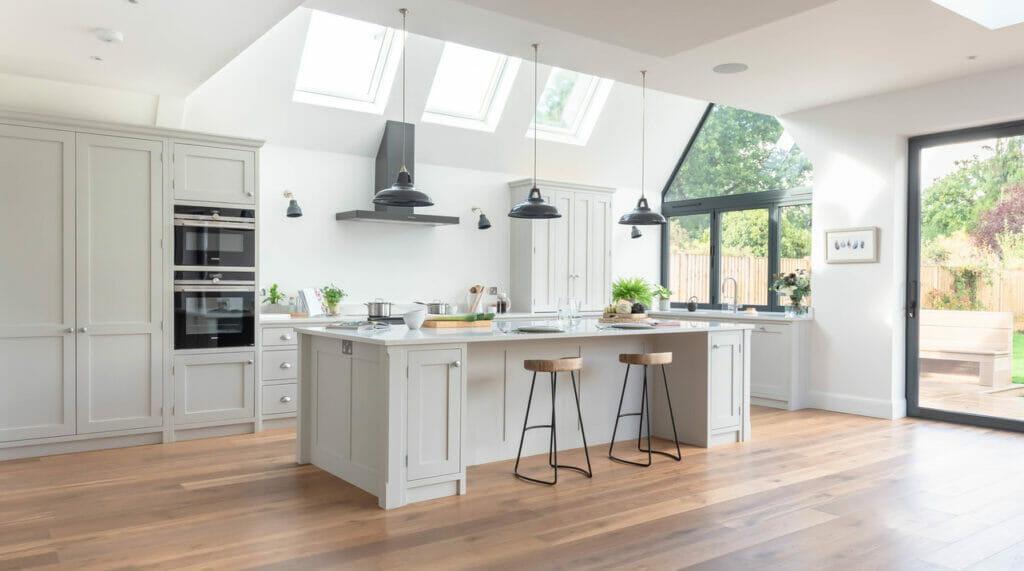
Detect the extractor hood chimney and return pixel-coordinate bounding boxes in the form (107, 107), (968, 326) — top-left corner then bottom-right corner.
(335, 120), (459, 226)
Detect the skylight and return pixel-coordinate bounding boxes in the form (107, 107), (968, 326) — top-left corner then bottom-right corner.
(293, 10), (403, 114)
(528, 68), (613, 146)
(930, 0), (1024, 29)
(422, 42), (520, 132)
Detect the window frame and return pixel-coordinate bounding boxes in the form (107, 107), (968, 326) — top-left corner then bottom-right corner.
(527, 69), (613, 146)
(660, 103), (812, 313)
(421, 42), (521, 132)
(292, 10), (404, 115)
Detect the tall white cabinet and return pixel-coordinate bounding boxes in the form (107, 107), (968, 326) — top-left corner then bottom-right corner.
(0, 111), (262, 460)
(509, 179), (614, 312)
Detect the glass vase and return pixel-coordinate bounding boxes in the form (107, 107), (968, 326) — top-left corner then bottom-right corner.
(785, 297), (808, 318)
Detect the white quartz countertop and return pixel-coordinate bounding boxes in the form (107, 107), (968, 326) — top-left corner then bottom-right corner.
(259, 311), (603, 325)
(294, 318), (753, 346)
(649, 309), (813, 323)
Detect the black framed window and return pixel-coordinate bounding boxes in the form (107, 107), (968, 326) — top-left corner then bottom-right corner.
(661, 103), (813, 312)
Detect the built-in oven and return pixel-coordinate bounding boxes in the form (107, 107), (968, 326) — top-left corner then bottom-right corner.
(174, 279), (256, 350)
(174, 205), (255, 268)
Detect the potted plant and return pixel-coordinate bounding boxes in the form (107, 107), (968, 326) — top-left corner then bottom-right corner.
(322, 284), (347, 316)
(610, 277), (653, 312)
(652, 285), (673, 311)
(262, 284), (289, 314)
(771, 270), (811, 317)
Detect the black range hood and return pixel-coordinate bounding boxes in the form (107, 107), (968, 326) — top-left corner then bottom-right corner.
(335, 120), (459, 226)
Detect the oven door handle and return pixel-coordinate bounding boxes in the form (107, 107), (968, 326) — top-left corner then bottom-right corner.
(174, 285), (256, 293)
(174, 219), (255, 230)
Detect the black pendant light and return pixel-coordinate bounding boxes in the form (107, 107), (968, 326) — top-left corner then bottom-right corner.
(509, 43), (561, 219)
(373, 8), (433, 208)
(619, 70), (666, 226)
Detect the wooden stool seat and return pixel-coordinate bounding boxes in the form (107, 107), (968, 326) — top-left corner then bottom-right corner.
(524, 357), (583, 373)
(618, 352), (672, 366)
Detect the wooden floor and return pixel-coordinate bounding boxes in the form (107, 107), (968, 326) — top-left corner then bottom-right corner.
(4, 408), (1024, 570)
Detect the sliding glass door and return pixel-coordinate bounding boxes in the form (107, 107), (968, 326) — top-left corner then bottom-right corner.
(908, 120), (1024, 431)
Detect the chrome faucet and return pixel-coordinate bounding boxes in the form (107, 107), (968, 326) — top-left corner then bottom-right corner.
(722, 276), (738, 313)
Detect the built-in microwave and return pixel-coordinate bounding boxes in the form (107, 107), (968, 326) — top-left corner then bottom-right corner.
(173, 205), (255, 268)
(174, 284), (255, 350)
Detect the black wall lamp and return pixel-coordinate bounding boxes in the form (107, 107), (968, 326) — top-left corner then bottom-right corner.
(472, 207), (491, 229)
(284, 190), (302, 218)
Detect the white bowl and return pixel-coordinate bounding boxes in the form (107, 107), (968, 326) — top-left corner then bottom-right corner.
(403, 308), (426, 330)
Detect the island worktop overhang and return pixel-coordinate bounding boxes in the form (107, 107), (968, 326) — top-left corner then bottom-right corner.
(293, 319), (754, 346)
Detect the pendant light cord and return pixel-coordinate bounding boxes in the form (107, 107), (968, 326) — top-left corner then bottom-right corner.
(532, 43), (538, 189)
(400, 8), (408, 171)
(640, 70), (646, 200)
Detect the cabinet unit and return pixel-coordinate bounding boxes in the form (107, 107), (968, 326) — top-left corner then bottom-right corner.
(0, 124), (77, 442)
(509, 179), (613, 312)
(172, 143), (255, 205)
(172, 352), (255, 425)
(406, 348), (463, 481)
(709, 331), (744, 431)
(75, 134), (164, 433)
(256, 319), (335, 425)
(649, 311), (810, 410)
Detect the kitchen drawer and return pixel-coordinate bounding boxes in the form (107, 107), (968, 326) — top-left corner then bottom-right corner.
(262, 349), (297, 381)
(262, 384), (297, 415)
(262, 327), (297, 347)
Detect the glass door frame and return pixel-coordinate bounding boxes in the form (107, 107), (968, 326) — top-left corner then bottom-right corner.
(906, 118), (1024, 433)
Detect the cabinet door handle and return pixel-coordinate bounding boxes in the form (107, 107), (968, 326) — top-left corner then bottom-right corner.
(78, 326), (88, 333)
(246, 359), (254, 365)
(451, 360), (462, 368)
(280, 362), (292, 369)
(64, 327), (74, 334)
(280, 396), (292, 404)
(280, 334), (292, 341)
(712, 344), (720, 349)
(246, 191), (255, 197)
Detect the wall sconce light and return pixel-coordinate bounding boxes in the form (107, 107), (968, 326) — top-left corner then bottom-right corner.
(631, 225), (642, 239)
(284, 190), (302, 218)
(472, 207), (491, 230)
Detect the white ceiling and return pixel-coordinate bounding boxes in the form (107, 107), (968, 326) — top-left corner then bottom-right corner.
(0, 0), (303, 96)
(307, 0), (1024, 114)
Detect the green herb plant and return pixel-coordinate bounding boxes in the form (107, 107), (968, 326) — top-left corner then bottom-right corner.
(611, 277), (653, 306)
(263, 284), (285, 305)
(322, 284), (347, 309)
(652, 285), (673, 300)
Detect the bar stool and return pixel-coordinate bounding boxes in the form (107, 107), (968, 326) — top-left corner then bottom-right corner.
(514, 357), (593, 485)
(609, 352), (681, 466)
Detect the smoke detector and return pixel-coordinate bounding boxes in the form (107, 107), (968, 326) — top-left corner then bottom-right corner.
(95, 29), (124, 44)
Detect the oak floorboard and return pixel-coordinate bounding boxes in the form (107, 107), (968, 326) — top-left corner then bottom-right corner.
(3, 407), (1024, 569)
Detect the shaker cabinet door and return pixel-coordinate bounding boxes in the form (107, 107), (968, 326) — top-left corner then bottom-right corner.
(0, 124), (77, 442)
(709, 331), (744, 431)
(173, 352), (255, 425)
(75, 133), (164, 434)
(172, 143), (255, 205)
(406, 348), (463, 481)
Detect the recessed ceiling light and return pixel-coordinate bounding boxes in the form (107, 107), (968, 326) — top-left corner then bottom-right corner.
(967, 54), (979, 60)
(90, 55), (103, 61)
(713, 63), (748, 74)
(930, 0), (1024, 29)
(95, 28), (124, 43)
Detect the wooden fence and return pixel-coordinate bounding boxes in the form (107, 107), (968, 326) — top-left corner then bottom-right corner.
(668, 253), (810, 305)
(920, 265), (1024, 318)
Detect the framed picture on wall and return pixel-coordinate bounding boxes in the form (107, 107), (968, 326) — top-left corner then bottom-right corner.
(825, 227), (879, 263)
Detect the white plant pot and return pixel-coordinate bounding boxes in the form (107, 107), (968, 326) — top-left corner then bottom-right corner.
(659, 299), (672, 311)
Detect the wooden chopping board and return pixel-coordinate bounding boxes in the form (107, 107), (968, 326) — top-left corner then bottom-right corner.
(599, 313), (648, 323)
(422, 320), (494, 328)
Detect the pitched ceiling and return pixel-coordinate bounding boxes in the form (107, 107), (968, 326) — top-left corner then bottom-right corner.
(307, 0), (1024, 114)
(0, 0), (303, 96)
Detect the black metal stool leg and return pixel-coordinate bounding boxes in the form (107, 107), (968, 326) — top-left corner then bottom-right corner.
(515, 372), (558, 485)
(608, 364), (630, 460)
(569, 370), (592, 477)
(609, 364), (651, 467)
(515, 369), (591, 484)
(638, 364), (683, 461)
(550, 372), (557, 484)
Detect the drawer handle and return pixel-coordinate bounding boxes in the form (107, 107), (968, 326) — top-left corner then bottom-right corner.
(246, 359), (254, 365)
(280, 362), (292, 369)
(451, 360), (462, 368)
(280, 396), (292, 404)
(280, 334), (292, 341)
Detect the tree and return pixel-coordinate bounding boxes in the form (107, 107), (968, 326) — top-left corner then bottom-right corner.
(922, 137), (1024, 241)
(972, 184), (1024, 255)
(780, 205), (812, 259)
(665, 105), (813, 200)
(720, 209), (768, 257)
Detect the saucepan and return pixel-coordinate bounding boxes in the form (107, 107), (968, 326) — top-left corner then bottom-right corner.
(416, 300), (456, 315)
(365, 298), (393, 318)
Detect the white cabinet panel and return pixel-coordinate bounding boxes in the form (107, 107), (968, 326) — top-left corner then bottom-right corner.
(262, 349), (297, 381)
(263, 327), (297, 347)
(406, 348), (462, 481)
(173, 143), (254, 205)
(0, 124), (76, 441)
(173, 352), (255, 425)
(573, 192), (612, 310)
(709, 331), (743, 431)
(261, 383), (297, 415)
(750, 324), (792, 402)
(75, 134), (163, 433)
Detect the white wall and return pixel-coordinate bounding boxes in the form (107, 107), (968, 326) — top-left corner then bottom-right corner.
(0, 72), (159, 125)
(783, 61), (1024, 419)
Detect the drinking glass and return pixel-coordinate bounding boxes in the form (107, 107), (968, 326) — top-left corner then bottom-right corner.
(557, 298), (569, 325)
(568, 297), (582, 327)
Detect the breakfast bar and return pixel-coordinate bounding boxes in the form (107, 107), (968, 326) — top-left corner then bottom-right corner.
(295, 319), (752, 509)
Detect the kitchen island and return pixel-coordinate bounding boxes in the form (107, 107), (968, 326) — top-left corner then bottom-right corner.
(295, 319), (752, 509)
